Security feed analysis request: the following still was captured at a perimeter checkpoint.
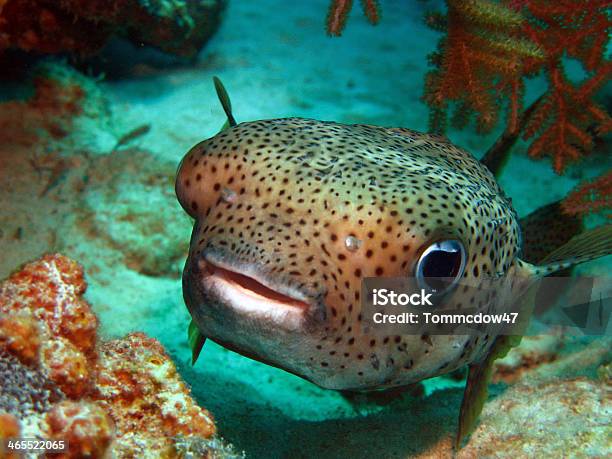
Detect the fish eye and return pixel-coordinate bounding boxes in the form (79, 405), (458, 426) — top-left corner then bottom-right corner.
(415, 240), (466, 295)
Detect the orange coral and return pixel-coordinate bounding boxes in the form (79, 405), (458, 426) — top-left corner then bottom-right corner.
(41, 338), (91, 399)
(0, 254), (222, 458)
(0, 66), (89, 148)
(46, 401), (114, 459)
(424, 0), (611, 173)
(0, 413), (21, 459)
(518, 0), (612, 173)
(561, 171), (612, 218)
(0, 253), (97, 360)
(0, 313), (41, 364)
(95, 333), (217, 457)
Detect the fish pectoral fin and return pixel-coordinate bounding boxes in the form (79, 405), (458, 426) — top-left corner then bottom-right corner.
(456, 334), (522, 450)
(535, 224), (612, 275)
(519, 200), (584, 266)
(188, 319), (207, 366)
(213, 76), (237, 128)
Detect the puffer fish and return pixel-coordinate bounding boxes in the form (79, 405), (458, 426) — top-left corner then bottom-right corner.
(175, 78), (611, 447)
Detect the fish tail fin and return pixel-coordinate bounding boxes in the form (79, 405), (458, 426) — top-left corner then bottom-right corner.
(533, 224), (612, 276)
(188, 319), (207, 366)
(213, 76), (237, 128)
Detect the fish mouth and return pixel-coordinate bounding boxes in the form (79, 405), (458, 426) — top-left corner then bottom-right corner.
(196, 248), (321, 330)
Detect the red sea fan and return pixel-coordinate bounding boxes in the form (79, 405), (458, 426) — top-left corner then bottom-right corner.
(327, 0), (380, 36)
(561, 172), (612, 218)
(519, 1), (612, 173)
(424, 0), (611, 173)
(424, 0), (541, 134)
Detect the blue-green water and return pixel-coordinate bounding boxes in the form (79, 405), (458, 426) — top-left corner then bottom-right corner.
(0, 1), (610, 457)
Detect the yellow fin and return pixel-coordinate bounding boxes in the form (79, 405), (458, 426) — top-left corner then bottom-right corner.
(455, 334), (522, 449)
(213, 76), (237, 128)
(455, 281), (539, 449)
(535, 224), (612, 275)
(188, 319), (206, 366)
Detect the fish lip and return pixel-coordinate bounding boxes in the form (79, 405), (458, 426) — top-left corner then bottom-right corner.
(194, 245), (326, 326)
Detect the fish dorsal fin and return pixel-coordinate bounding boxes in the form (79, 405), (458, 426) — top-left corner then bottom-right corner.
(213, 76), (237, 128)
(519, 200), (584, 265)
(455, 334), (523, 449)
(188, 319), (207, 365)
(480, 95), (544, 178)
(534, 224), (612, 275)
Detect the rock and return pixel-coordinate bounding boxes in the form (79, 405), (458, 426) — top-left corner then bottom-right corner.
(0, 62), (191, 279)
(0, 0), (225, 58)
(493, 331), (564, 383)
(74, 149), (193, 277)
(459, 378), (612, 458)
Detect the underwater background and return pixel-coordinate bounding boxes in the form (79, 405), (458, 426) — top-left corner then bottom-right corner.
(0, 0), (610, 457)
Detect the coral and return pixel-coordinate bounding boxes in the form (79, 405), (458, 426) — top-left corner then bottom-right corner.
(0, 412), (21, 459)
(424, 0), (611, 173)
(40, 338), (91, 399)
(0, 62), (112, 166)
(0, 253), (98, 361)
(46, 401), (114, 459)
(561, 171), (611, 218)
(175, 436), (246, 459)
(0, 0), (110, 56)
(0, 349), (64, 418)
(95, 333), (217, 458)
(0, 313), (41, 365)
(0, 254), (232, 458)
(326, 0), (380, 36)
(0, 0), (224, 59)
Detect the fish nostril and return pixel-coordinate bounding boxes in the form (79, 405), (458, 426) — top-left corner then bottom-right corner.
(194, 258), (209, 276)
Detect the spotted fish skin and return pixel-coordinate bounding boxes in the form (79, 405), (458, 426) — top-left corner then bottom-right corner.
(176, 118), (526, 391)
